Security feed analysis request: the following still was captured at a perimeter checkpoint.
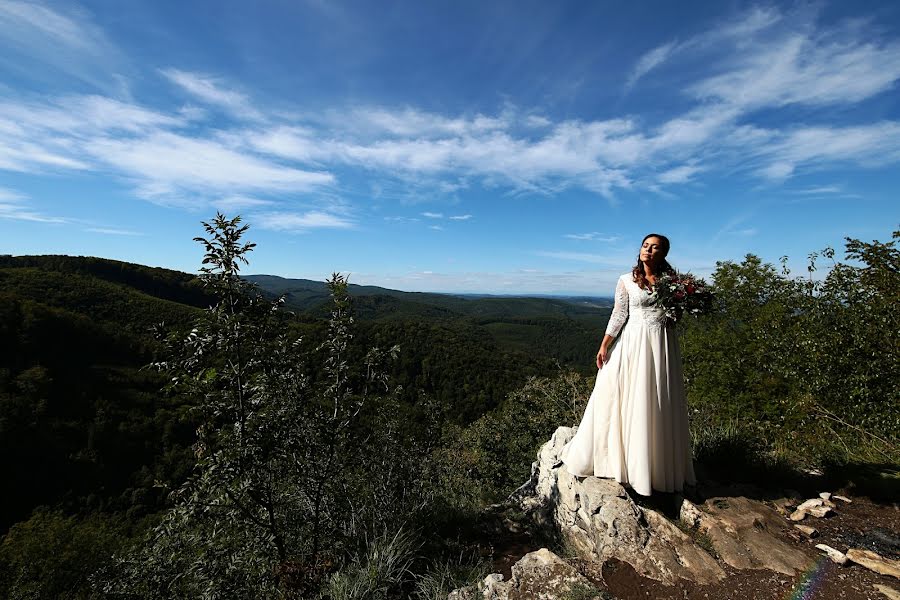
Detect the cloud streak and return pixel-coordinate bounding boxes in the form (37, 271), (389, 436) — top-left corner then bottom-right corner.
(1, 3), (900, 223)
(0, 0), (124, 91)
(161, 69), (264, 121)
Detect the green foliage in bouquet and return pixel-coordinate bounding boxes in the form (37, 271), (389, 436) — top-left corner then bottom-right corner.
(650, 272), (715, 324)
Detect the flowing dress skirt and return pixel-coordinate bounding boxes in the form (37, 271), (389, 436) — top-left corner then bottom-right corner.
(560, 318), (695, 496)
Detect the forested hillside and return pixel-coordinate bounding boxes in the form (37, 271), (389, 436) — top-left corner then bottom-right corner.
(0, 226), (896, 599)
(0, 254), (608, 534)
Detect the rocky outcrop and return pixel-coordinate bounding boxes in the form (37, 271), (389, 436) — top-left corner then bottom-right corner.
(679, 495), (814, 575)
(449, 548), (608, 600)
(516, 427), (725, 585)
(513, 426), (813, 586)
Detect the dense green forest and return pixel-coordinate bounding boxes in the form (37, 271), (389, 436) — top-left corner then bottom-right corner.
(0, 250), (606, 534)
(0, 223), (896, 599)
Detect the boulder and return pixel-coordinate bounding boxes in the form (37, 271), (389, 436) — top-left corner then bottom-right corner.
(520, 427), (725, 585)
(847, 548), (900, 579)
(516, 426), (814, 585)
(794, 524), (819, 538)
(816, 544), (848, 565)
(681, 496), (814, 575)
(460, 548), (604, 600)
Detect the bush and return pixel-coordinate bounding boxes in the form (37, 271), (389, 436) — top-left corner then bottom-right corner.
(433, 370), (593, 507)
(0, 508), (133, 599)
(104, 215), (407, 599)
(682, 230), (899, 468)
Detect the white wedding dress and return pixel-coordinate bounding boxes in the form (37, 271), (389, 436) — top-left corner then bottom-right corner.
(560, 273), (695, 496)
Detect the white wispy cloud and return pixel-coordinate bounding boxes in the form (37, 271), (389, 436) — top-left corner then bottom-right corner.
(756, 122), (900, 180)
(624, 7), (782, 92)
(421, 212), (443, 218)
(657, 164), (702, 184)
(253, 210), (354, 231)
(86, 131), (334, 199)
(211, 195), (277, 212)
(564, 232), (620, 242)
(0, 95), (185, 135)
(0, 188), (24, 202)
(690, 30), (900, 110)
(0, 1), (124, 91)
(2, 2), (900, 220)
(793, 185), (843, 195)
(160, 68), (263, 120)
(712, 212), (757, 243)
(247, 126), (322, 162)
(348, 106), (509, 137)
(626, 41), (677, 91)
(85, 227), (145, 236)
(534, 250), (620, 265)
(367, 267), (627, 295)
(0, 195), (67, 223)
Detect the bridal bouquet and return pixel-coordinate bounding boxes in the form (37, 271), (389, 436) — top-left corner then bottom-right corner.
(651, 272), (715, 323)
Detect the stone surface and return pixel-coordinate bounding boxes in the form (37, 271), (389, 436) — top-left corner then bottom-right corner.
(816, 544), (848, 565)
(523, 427), (725, 586)
(794, 524), (819, 538)
(553, 429), (811, 579)
(806, 505), (833, 518)
(847, 548), (900, 579)
(772, 497), (796, 516)
(682, 496), (814, 575)
(875, 583), (900, 600)
(469, 548), (601, 600)
(447, 584), (478, 600)
(798, 498), (824, 511)
(479, 425), (820, 596)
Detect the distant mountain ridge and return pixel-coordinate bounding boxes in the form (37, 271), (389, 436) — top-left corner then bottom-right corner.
(0, 254), (613, 371)
(244, 274), (614, 320)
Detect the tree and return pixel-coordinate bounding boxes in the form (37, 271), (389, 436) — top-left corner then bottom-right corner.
(105, 214), (398, 598)
(681, 229), (899, 467)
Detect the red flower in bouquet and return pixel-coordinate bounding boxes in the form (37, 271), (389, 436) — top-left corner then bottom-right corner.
(651, 271), (715, 324)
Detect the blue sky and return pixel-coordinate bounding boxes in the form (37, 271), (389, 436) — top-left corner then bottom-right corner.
(1, 0), (899, 295)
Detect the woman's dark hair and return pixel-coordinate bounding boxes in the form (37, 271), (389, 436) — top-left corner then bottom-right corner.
(632, 233), (674, 290)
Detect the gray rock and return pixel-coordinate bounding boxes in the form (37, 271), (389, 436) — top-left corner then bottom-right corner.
(477, 548), (601, 600)
(847, 548), (900, 579)
(520, 426), (725, 585)
(816, 544), (848, 565)
(513, 426), (816, 585)
(682, 496), (814, 575)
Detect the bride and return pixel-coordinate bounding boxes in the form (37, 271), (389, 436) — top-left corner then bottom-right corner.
(560, 233), (695, 496)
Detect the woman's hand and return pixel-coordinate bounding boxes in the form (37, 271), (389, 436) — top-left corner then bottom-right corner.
(596, 344), (609, 369)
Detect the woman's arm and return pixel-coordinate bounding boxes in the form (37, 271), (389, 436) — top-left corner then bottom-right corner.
(597, 277), (628, 369)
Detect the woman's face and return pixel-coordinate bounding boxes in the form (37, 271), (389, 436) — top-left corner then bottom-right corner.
(639, 236), (666, 266)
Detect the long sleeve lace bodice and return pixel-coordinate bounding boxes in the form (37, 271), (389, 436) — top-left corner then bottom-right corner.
(604, 276), (629, 338)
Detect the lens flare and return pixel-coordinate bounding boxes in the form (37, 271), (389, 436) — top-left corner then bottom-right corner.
(785, 557), (829, 600)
